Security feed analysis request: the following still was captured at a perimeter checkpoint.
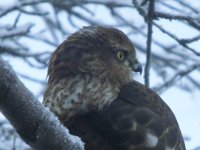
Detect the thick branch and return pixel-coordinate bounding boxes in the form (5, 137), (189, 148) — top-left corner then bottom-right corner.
(0, 58), (84, 150)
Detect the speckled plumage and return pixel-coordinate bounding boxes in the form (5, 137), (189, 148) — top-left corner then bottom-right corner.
(43, 26), (185, 150)
(43, 26), (138, 122)
(44, 74), (119, 122)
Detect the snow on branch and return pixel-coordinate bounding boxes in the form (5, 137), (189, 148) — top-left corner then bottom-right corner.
(0, 58), (84, 150)
(0, 23), (34, 39)
(0, 0), (49, 18)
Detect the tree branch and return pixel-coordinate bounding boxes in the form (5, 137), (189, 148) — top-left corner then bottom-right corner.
(145, 0), (154, 87)
(153, 63), (200, 94)
(153, 22), (200, 56)
(0, 58), (84, 150)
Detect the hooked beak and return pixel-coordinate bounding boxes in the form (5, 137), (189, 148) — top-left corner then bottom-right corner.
(132, 62), (142, 75)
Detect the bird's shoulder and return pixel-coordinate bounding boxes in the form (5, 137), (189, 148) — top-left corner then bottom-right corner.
(68, 80), (186, 150)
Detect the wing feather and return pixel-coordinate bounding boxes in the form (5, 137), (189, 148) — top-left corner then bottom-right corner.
(67, 81), (185, 150)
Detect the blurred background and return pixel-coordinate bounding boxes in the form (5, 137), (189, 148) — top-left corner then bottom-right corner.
(0, 0), (199, 149)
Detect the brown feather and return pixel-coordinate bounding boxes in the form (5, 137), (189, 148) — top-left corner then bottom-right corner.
(43, 26), (185, 150)
(67, 80), (186, 150)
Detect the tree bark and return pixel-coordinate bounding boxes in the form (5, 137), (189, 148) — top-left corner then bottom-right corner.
(0, 58), (84, 150)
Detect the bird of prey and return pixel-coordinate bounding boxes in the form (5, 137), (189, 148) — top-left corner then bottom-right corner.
(43, 26), (185, 150)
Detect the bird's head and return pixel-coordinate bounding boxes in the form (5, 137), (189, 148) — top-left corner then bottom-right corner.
(48, 26), (142, 86)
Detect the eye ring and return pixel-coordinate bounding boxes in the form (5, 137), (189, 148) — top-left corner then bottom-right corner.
(117, 51), (125, 61)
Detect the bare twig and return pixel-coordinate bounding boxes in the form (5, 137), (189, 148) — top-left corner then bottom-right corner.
(154, 63), (200, 94)
(176, 0), (199, 14)
(0, 0), (49, 17)
(154, 11), (200, 23)
(12, 13), (21, 28)
(154, 22), (200, 56)
(17, 73), (46, 85)
(19, 8), (49, 16)
(180, 34), (200, 44)
(0, 24), (34, 39)
(157, 1), (185, 13)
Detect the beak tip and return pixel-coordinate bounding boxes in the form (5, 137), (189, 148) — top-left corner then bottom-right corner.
(139, 69), (142, 75)
(132, 62), (142, 75)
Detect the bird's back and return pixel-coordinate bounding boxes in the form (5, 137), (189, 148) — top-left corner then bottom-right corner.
(67, 80), (186, 150)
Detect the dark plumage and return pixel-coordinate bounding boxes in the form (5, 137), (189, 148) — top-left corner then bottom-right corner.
(69, 81), (186, 150)
(43, 26), (185, 150)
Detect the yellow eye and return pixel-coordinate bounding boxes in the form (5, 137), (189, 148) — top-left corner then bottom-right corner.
(117, 51), (125, 61)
